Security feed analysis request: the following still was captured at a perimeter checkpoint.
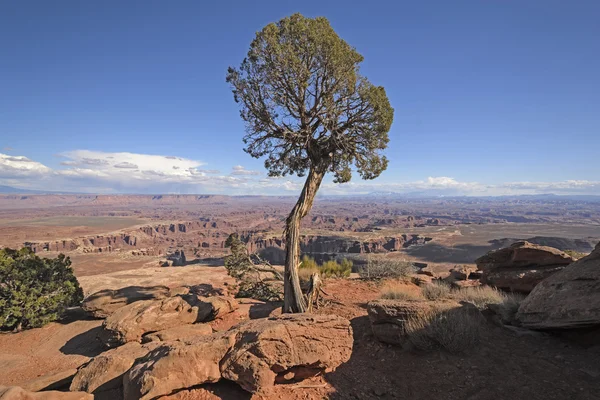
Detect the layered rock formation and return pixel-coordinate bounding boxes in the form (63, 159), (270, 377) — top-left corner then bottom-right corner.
(517, 242), (600, 330)
(476, 241), (574, 293)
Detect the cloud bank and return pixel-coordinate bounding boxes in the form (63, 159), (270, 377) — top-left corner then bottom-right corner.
(1, 151), (599, 196)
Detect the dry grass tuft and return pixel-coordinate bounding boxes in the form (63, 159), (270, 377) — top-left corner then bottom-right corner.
(380, 281), (423, 300)
(453, 286), (505, 308)
(405, 306), (481, 353)
(422, 280), (452, 300)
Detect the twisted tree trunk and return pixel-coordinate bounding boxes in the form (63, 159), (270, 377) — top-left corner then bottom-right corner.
(283, 164), (326, 313)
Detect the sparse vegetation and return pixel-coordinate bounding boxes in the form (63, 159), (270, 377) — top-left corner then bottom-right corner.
(421, 280), (452, 300)
(405, 306), (481, 353)
(452, 285), (505, 308)
(224, 234), (283, 302)
(359, 257), (415, 279)
(564, 249), (588, 260)
(299, 255), (352, 279)
(0, 248), (84, 331)
(380, 281), (423, 300)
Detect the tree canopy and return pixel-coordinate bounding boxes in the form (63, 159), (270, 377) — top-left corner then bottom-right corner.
(226, 13), (394, 183)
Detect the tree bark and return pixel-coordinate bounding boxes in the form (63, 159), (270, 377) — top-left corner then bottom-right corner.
(283, 164), (326, 313)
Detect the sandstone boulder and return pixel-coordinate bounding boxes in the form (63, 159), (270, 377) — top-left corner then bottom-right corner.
(70, 342), (158, 396)
(476, 241), (573, 293)
(98, 296), (202, 347)
(197, 295), (239, 320)
(123, 314), (353, 398)
(517, 242), (600, 330)
(367, 299), (459, 345)
(449, 265), (476, 281)
(141, 323), (213, 343)
(82, 286), (170, 319)
(221, 314), (352, 393)
(124, 332), (237, 400)
(0, 386), (92, 400)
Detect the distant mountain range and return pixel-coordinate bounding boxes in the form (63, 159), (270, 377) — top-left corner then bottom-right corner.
(1, 184), (599, 202)
(0, 185), (78, 194)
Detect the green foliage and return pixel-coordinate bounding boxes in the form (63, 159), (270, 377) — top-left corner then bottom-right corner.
(0, 248), (83, 331)
(224, 233), (253, 280)
(224, 234), (283, 302)
(564, 249), (588, 260)
(321, 259), (352, 278)
(299, 255), (319, 270)
(299, 255), (352, 279)
(227, 13), (394, 182)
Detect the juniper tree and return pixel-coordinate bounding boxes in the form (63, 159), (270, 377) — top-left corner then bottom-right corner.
(227, 13), (394, 312)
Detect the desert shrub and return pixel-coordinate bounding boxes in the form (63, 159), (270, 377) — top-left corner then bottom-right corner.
(299, 256), (352, 279)
(224, 234), (283, 302)
(450, 286), (525, 321)
(299, 255), (319, 271)
(0, 248), (84, 331)
(405, 306), (481, 353)
(358, 257), (415, 279)
(564, 249), (588, 260)
(320, 259), (352, 278)
(380, 281), (423, 300)
(452, 286), (505, 308)
(422, 280), (452, 300)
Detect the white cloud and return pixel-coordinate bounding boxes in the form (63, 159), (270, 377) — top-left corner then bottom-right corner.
(0, 153), (52, 178)
(231, 165), (261, 176)
(0, 151), (599, 196)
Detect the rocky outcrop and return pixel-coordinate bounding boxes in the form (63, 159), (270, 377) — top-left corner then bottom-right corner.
(70, 342), (158, 397)
(220, 314), (353, 393)
(0, 386), (92, 400)
(517, 242), (600, 330)
(124, 332), (236, 400)
(98, 296), (204, 347)
(367, 300), (460, 345)
(98, 295), (237, 347)
(476, 241), (573, 293)
(166, 250), (186, 266)
(449, 265), (477, 281)
(248, 234), (432, 255)
(123, 314), (353, 399)
(82, 286), (170, 319)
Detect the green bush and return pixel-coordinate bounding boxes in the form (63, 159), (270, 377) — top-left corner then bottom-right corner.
(0, 248), (84, 331)
(320, 259), (352, 278)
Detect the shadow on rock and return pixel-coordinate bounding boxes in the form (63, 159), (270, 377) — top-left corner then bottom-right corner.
(190, 283), (225, 296)
(60, 325), (105, 357)
(248, 301), (282, 319)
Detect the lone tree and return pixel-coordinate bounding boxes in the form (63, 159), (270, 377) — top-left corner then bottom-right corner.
(227, 14), (394, 313)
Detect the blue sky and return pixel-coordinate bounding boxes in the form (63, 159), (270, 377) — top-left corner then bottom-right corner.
(1, 1), (599, 195)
